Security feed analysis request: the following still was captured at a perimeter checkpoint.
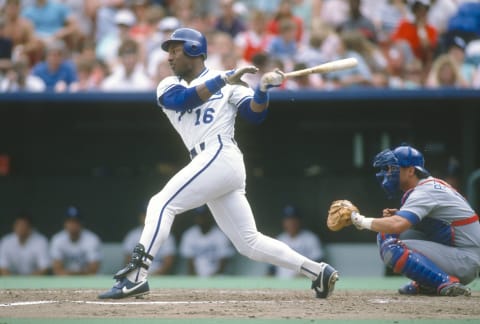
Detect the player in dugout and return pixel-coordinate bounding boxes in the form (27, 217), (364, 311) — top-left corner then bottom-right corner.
(98, 27), (338, 300)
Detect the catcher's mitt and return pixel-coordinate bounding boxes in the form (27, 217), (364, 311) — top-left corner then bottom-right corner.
(327, 200), (359, 231)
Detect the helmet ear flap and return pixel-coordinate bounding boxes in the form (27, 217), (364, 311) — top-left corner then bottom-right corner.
(185, 42), (199, 56)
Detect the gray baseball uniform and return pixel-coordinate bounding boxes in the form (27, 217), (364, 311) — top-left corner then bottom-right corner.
(397, 177), (480, 283)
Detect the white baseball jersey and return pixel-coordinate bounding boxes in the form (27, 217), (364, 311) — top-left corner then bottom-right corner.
(123, 226), (176, 273)
(138, 64), (321, 286)
(275, 230), (323, 278)
(398, 177), (480, 247)
(0, 231), (50, 275)
(156, 68), (254, 150)
(50, 229), (102, 273)
(179, 225), (235, 277)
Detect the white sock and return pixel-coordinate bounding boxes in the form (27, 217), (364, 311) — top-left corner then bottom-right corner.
(300, 260), (325, 281)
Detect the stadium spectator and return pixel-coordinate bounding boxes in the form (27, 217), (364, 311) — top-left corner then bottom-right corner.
(445, 36), (476, 86)
(425, 53), (468, 88)
(147, 16), (181, 78)
(0, 58), (45, 91)
(318, 0), (349, 29)
(220, 51), (239, 70)
(169, 0), (195, 29)
(427, 0), (460, 35)
(31, 39), (78, 92)
(141, 5), (168, 56)
(295, 29), (329, 68)
(74, 57), (97, 91)
(340, 30), (388, 82)
(322, 31), (372, 88)
(391, 0), (438, 66)
(179, 206), (235, 277)
(267, 0), (303, 43)
(21, 0), (80, 49)
(101, 38), (152, 91)
(55, 0), (98, 46)
(373, 0), (410, 39)
(2, 0), (40, 65)
(340, 0), (377, 43)
(234, 10), (273, 63)
(96, 8), (136, 67)
(387, 55), (423, 89)
(214, 0), (246, 38)
(74, 37), (110, 91)
(205, 31), (239, 70)
(0, 14), (13, 70)
(401, 58), (424, 88)
(50, 206), (102, 275)
(94, 0), (125, 43)
(271, 205), (323, 278)
(266, 18), (298, 67)
(0, 212), (50, 275)
(291, 0), (323, 29)
(129, 0), (155, 43)
(122, 207), (176, 275)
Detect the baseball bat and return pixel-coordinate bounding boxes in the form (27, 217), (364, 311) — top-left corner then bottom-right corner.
(283, 58), (358, 78)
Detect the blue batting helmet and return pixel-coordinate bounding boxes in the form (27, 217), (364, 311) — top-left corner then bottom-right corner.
(161, 28), (207, 59)
(373, 145), (429, 198)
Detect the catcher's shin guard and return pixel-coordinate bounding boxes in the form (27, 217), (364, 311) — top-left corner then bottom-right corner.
(114, 243), (153, 280)
(379, 237), (457, 293)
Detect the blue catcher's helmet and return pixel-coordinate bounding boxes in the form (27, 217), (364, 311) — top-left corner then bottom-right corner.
(373, 145), (429, 199)
(161, 28), (207, 59)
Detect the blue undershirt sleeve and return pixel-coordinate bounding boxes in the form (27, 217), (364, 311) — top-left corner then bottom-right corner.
(395, 210), (420, 226)
(158, 84), (204, 112)
(238, 98), (268, 124)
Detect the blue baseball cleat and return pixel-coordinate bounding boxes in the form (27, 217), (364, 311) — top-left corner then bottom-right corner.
(98, 277), (150, 299)
(311, 263), (339, 298)
(398, 281), (436, 295)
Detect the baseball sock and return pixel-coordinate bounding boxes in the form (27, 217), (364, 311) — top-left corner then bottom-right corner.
(300, 259), (324, 281)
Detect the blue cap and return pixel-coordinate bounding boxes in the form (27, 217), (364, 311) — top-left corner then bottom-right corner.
(283, 205), (300, 219)
(65, 206), (82, 221)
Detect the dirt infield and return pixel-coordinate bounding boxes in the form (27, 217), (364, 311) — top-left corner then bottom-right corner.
(1, 289), (479, 320)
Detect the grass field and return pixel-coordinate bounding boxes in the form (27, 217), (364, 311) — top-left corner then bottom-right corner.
(1, 275), (479, 323)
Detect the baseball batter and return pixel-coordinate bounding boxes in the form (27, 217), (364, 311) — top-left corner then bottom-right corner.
(99, 28), (338, 299)
(350, 145), (480, 296)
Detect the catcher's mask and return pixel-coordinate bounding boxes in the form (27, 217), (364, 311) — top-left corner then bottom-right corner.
(373, 146), (430, 199)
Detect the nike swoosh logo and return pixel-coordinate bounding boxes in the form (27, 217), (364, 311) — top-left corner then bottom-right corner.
(122, 281), (145, 295)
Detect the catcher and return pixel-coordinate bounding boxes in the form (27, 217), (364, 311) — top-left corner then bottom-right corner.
(327, 145), (480, 296)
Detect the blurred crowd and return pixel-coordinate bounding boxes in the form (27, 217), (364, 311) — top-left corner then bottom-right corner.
(1, 0), (480, 93)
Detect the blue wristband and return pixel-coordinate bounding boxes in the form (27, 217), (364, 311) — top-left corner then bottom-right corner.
(253, 87), (269, 104)
(205, 75), (226, 94)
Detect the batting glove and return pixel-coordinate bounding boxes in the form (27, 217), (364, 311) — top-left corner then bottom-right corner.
(260, 69), (285, 92)
(222, 66), (259, 87)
